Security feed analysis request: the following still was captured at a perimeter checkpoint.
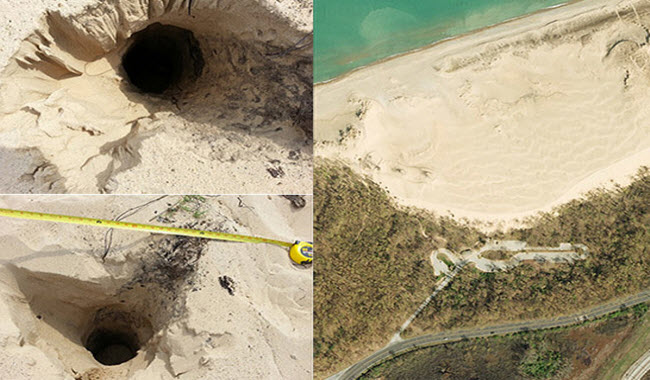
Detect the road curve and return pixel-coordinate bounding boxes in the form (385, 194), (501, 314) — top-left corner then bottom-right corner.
(332, 288), (650, 380)
(623, 348), (650, 380)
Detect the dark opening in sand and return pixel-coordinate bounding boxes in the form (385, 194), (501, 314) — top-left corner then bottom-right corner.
(122, 23), (204, 94)
(82, 308), (153, 366)
(85, 327), (140, 365)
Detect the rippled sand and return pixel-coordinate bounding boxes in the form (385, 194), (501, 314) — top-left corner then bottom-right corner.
(316, 0), (650, 224)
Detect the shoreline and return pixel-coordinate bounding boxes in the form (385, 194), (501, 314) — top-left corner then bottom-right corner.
(315, 0), (589, 85)
(315, 0), (650, 229)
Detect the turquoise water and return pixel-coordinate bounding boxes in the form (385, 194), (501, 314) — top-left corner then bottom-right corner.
(314, 0), (569, 83)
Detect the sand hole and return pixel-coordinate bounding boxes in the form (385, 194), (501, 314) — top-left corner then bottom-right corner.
(0, 1), (313, 193)
(122, 23), (204, 94)
(82, 308), (153, 366)
(85, 328), (139, 365)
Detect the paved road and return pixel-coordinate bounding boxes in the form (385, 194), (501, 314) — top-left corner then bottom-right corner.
(333, 288), (650, 380)
(624, 347), (650, 380)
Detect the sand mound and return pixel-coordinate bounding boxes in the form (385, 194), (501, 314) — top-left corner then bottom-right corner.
(0, 0), (313, 194)
(315, 0), (650, 226)
(0, 195), (313, 379)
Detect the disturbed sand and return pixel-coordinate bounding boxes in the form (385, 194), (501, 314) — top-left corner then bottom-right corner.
(0, 195), (312, 379)
(315, 0), (650, 228)
(0, 0), (313, 194)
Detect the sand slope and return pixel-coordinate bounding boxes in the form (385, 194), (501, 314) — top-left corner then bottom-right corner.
(316, 0), (650, 225)
(0, 195), (312, 379)
(0, 0), (313, 194)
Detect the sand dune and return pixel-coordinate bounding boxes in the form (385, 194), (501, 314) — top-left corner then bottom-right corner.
(0, 195), (312, 379)
(316, 0), (650, 225)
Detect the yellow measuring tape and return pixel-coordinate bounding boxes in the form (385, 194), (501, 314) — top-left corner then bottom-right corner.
(0, 208), (313, 264)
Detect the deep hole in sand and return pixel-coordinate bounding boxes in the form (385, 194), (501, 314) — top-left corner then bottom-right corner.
(85, 327), (139, 365)
(81, 308), (153, 366)
(122, 23), (204, 94)
(0, 1), (313, 194)
(0, 234), (208, 377)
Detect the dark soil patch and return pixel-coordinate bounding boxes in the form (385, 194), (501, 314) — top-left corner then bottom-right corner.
(219, 275), (236, 296)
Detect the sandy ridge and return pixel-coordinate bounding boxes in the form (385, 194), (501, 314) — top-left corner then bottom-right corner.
(316, 0), (650, 228)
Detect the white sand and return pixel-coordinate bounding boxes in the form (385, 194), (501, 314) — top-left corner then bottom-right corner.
(432, 240), (588, 276)
(0, 195), (312, 379)
(315, 0), (650, 226)
(0, 0), (313, 194)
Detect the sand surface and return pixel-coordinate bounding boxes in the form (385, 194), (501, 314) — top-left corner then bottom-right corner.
(0, 0), (313, 194)
(315, 0), (650, 226)
(0, 195), (312, 379)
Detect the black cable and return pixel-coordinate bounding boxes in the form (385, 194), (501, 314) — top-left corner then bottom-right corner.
(102, 195), (168, 261)
(266, 32), (313, 57)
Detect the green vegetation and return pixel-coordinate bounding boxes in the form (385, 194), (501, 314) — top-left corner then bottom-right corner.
(314, 159), (650, 378)
(409, 166), (650, 335)
(634, 303), (649, 318)
(157, 195), (209, 221)
(361, 305), (647, 380)
(437, 253), (454, 268)
(314, 159), (482, 378)
(520, 347), (562, 378)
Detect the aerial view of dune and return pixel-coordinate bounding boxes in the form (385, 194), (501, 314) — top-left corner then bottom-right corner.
(0, 195), (313, 379)
(314, 0), (650, 379)
(316, 0), (650, 226)
(0, 0), (313, 194)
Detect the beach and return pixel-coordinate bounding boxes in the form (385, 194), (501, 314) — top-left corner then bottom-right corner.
(315, 0), (650, 228)
(314, 0), (568, 82)
(0, 195), (313, 379)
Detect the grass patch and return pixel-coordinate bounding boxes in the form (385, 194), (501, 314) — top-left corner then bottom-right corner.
(156, 195), (209, 222)
(437, 253), (454, 268)
(520, 348), (562, 378)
